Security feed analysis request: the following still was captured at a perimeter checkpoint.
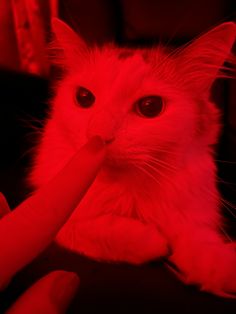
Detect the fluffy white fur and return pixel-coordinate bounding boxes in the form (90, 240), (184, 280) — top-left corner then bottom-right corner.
(30, 19), (236, 297)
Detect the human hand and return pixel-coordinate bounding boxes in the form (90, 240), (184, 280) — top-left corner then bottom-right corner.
(5, 270), (80, 314)
(0, 136), (106, 313)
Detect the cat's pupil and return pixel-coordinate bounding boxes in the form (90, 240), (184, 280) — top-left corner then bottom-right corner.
(76, 87), (95, 108)
(135, 96), (164, 118)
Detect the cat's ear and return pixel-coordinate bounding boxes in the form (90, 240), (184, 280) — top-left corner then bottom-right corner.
(178, 22), (236, 91)
(50, 18), (87, 67)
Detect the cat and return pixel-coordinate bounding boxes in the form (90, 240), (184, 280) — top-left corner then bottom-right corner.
(29, 18), (236, 297)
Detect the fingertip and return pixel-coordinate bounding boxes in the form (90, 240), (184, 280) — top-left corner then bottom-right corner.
(6, 271), (80, 314)
(86, 136), (106, 153)
(50, 271), (80, 312)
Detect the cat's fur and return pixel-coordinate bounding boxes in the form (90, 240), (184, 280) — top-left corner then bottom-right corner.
(30, 19), (236, 297)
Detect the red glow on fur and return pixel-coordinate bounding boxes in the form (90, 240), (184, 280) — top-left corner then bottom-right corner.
(29, 19), (236, 297)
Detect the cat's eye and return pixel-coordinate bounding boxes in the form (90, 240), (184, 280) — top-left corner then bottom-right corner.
(135, 96), (164, 118)
(75, 87), (95, 108)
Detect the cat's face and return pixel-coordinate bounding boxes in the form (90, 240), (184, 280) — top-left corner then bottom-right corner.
(49, 20), (235, 179)
(54, 48), (198, 172)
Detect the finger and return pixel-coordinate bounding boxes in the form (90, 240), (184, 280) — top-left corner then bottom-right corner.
(6, 270), (79, 314)
(0, 136), (106, 289)
(0, 192), (11, 219)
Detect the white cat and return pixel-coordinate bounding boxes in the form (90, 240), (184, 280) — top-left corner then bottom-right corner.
(30, 19), (236, 297)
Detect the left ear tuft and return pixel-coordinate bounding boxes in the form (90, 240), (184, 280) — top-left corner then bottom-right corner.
(49, 18), (88, 68)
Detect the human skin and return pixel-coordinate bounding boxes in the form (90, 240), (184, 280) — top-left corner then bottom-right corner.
(0, 136), (106, 313)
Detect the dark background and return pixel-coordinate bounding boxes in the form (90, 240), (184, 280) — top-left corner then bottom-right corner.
(0, 0), (236, 313)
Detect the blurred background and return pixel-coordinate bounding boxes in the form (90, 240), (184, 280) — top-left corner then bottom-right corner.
(0, 1), (235, 313)
(0, 0), (235, 74)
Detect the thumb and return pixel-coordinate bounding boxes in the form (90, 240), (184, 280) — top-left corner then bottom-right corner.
(6, 271), (79, 314)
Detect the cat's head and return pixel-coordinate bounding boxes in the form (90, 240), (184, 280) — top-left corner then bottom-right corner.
(46, 20), (236, 180)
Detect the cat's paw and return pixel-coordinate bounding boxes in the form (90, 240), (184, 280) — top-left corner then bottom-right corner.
(221, 274), (236, 298)
(194, 242), (236, 297)
(56, 215), (169, 264)
(214, 243), (236, 297)
(170, 241), (236, 297)
(120, 222), (169, 265)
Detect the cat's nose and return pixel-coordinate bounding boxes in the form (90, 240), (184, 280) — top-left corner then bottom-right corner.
(87, 132), (115, 144)
(87, 111), (118, 144)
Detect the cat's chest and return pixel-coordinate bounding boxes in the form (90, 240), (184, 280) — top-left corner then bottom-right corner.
(73, 176), (170, 224)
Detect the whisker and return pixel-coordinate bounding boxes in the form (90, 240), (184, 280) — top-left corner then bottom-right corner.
(140, 160), (176, 187)
(134, 163), (161, 187)
(221, 198), (236, 213)
(146, 155), (179, 172)
(221, 204), (236, 219)
(216, 177), (236, 187)
(220, 226), (233, 243)
(147, 148), (180, 156)
(203, 188), (236, 219)
(198, 188), (236, 242)
(216, 159), (236, 164)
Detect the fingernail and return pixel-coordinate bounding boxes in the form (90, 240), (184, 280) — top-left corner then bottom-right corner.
(51, 271), (80, 312)
(87, 136), (105, 153)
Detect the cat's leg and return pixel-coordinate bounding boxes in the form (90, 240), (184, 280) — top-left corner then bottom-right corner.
(167, 224), (236, 297)
(56, 215), (169, 264)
